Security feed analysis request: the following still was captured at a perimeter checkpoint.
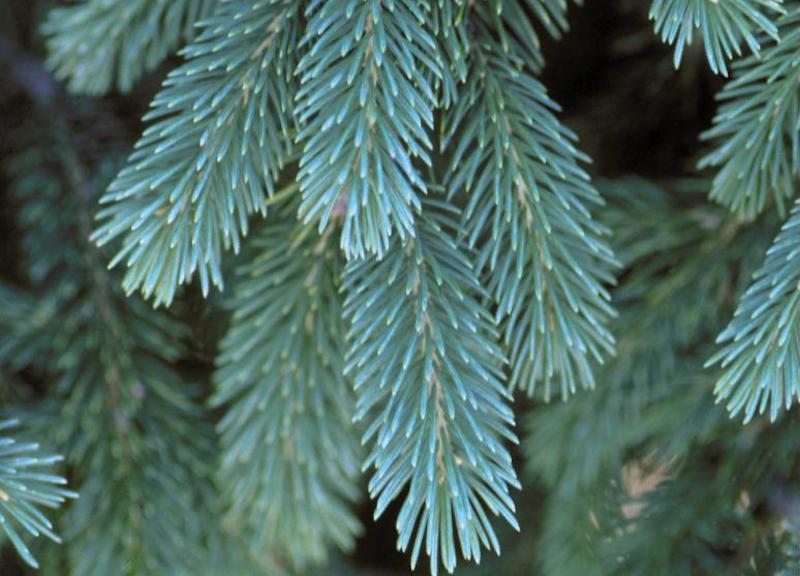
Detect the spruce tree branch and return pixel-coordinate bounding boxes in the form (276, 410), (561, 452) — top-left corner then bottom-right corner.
(91, 0), (301, 306)
(0, 420), (77, 570)
(525, 179), (778, 504)
(344, 198), (519, 575)
(4, 100), (220, 575)
(212, 200), (362, 569)
(708, 198), (800, 422)
(698, 6), (800, 219)
(444, 24), (618, 399)
(649, 0), (785, 76)
(295, 0), (441, 259)
(42, 0), (217, 95)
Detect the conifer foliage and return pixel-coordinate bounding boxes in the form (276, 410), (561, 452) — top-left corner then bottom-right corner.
(46, 1), (619, 571)
(699, 6), (800, 217)
(649, 0), (784, 75)
(44, 0), (218, 94)
(344, 198), (519, 574)
(212, 194), (362, 568)
(0, 420), (76, 570)
(2, 109), (224, 575)
(444, 25), (617, 398)
(91, 0), (301, 306)
(0, 0), (798, 574)
(295, 0), (440, 259)
(708, 199), (800, 422)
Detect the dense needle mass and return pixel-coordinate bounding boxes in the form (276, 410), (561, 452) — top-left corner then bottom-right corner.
(0, 0), (797, 573)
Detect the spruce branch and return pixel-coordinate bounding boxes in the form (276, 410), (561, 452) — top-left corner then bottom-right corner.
(43, 0), (217, 95)
(5, 110), (220, 576)
(430, 0), (580, 107)
(212, 196), (362, 569)
(699, 5), (800, 219)
(343, 198), (519, 575)
(649, 0), (784, 76)
(92, 0), (301, 306)
(444, 29), (617, 399)
(0, 419), (77, 570)
(480, 0), (580, 71)
(525, 179), (777, 488)
(707, 199), (800, 423)
(0, 284), (54, 373)
(294, 0), (440, 259)
(430, 0), (469, 108)
(521, 179), (797, 576)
